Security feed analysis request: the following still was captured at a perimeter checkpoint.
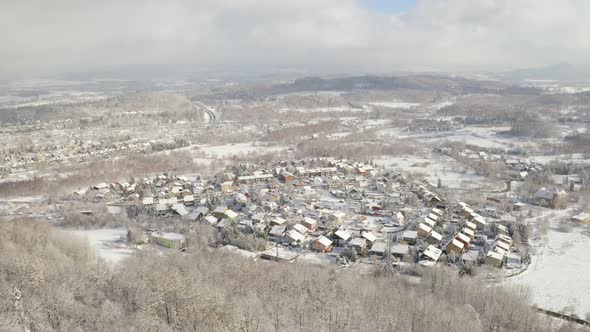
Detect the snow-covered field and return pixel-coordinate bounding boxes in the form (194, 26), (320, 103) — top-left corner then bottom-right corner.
(279, 106), (366, 113)
(509, 227), (590, 317)
(376, 154), (494, 190)
(67, 228), (134, 264)
(507, 207), (590, 317)
(200, 143), (287, 158)
(368, 101), (420, 109)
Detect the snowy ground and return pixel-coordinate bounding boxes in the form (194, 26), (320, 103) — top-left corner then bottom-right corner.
(199, 143), (287, 158)
(376, 154), (494, 190)
(368, 101), (420, 109)
(507, 207), (590, 317)
(66, 228), (135, 265)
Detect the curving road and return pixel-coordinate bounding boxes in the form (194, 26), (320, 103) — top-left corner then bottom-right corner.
(192, 101), (217, 124)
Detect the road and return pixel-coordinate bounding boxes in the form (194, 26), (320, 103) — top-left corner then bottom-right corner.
(192, 101), (217, 124)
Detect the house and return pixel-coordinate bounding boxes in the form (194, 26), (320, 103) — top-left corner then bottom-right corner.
(494, 240), (510, 253)
(222, 209), (238, 220)
(571, 212), (590, 224)
(251, 213), (266, 224)
(154, 203), (168, 215)
(220, 181), (234, 192)
(360, 231), (377, 244)
(142, 196), (154, 206)
(485, 250), (504, 268)
(496, 224), (509, 236)
(369, 242), (389, 256)
(495, 234), (512, 247)
(280, 172), (296, 183)
(312, 236), (333, 253)
(401, 230), (417, 244)
(172, 203), (189, 217)
(473, 216), (487, 230)
(455, 233), (471, 247)
(423, 217), (436, 228)
(393, 211), (405, 225)
(533, 186), (567, 209)
(350, 237), (368, 252)
(446, 239), (465, 255)
(183, 195), (195, 206)
(431, 208), (444, 217)
(301, 217), (318, 231)
(292, 223), (309, 235)
(464, 221), (477, 231)
(422, 245), (442, 262)
(284, 229), (306, 245)
(269, 225), (287, 241)
(426, 230), (442, 245)
(213, 205), (228, 218)
(417, 223), (432, 237)
(204, 215), (218, 226)
(513, 202), (527, 211)
(460, 206), (475, 219)
(149, 231), (186, 250)
(328, 211), (346, 223)
(461, 227), (475, 240)
(270, 217), (287, 226)
(216, 219), (230, 230)
(461, 250), (480, 265)
(391, 244), (409, 258)
(333, 229), (352, 245)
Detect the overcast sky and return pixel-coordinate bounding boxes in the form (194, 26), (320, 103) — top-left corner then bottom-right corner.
(2, 0), (590, 79)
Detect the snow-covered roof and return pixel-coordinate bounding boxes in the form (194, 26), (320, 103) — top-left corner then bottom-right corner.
(361, 231), (377, 243)
(487, 250), (504, 260)
(172, 204), (189, 216)
(224, 209), (238, 219)
(286, 230), (305, 242)
(334, 229), (351, 241)
(292, 224), (308, 234)
(316, 235), (333, 247)
(423, 245), (442, 261)
(402, 230), (417, 239)
(428, 230), (442, 241)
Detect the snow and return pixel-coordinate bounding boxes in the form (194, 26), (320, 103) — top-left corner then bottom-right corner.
(279, 106), (366, 113)
(376, 154), (492, 190)
(507, 207), (590, 317)
(200, 143), (286, 158)
(66, 228), (135, 265)
(368, 101), (420, 109)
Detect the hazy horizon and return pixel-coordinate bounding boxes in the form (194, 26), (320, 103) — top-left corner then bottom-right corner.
(3, 0), (590, 80)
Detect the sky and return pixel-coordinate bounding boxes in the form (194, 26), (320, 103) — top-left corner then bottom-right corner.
(1, 0), (589, 79)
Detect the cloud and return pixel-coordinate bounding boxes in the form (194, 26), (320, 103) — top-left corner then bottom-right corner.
(1, 0), (590, 78)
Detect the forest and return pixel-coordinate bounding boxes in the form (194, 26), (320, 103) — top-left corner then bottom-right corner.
(0, 220), (584, 332)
